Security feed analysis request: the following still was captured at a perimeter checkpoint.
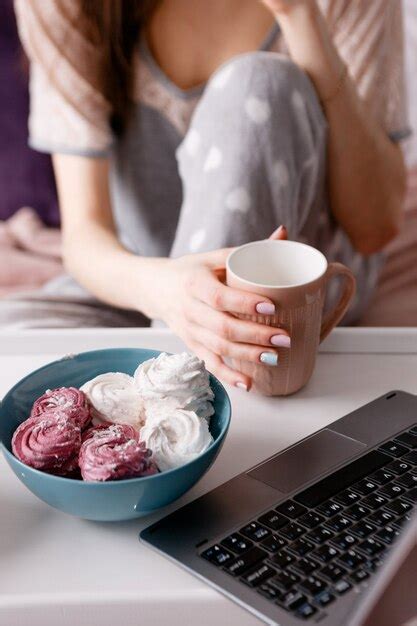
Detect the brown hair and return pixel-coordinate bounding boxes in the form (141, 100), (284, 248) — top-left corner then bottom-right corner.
(79, 0), (158, 132)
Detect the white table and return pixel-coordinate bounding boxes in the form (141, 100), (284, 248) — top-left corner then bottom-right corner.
(1, 328), (417, 626)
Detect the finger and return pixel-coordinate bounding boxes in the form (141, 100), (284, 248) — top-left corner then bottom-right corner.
(269, 224), (288, 241)
(187, 340), (252, 391)
(186, 299), (291, 348)
(188, 323), (280, 366)
(190, 269), (276, 316)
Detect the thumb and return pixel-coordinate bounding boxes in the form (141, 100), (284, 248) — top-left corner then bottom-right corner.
(269, 225), (288, 241)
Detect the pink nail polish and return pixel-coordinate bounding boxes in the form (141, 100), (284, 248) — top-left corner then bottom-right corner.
(235, 381), (248, 391)
(270, 335), (291, 348)
(256, 302), (276, 315)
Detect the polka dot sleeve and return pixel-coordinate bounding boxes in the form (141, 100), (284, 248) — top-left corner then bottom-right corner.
(14, 0), (113, 157)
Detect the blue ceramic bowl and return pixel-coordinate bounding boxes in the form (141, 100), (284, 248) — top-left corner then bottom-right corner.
(0, 348), (231, 521)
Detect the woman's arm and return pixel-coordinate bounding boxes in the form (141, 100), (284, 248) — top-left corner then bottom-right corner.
(262, 0), (407, 255)
(53, 154), (174, 315)
(53, 154), (290, 388)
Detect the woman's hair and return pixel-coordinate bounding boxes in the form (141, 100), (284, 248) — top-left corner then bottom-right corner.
(80, 0), (157, 132)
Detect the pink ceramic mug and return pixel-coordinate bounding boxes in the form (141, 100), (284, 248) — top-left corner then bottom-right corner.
(226, 240), (356, 396)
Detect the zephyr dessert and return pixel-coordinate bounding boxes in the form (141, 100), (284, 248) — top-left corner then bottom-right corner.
(80, 372), (145, 429)
(79, 423), (158, 481)
(11, 352), (215, 482)
(30, 386), (91, 430)
(140, 408), (213, 471)
(12, 410), (82, 475)
(135, 352), (215, 420)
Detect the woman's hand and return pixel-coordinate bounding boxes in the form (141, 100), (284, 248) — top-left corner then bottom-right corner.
(151, 227), (290, 391)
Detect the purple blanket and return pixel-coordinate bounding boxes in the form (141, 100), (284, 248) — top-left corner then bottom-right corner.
(0, 0), (59, 226)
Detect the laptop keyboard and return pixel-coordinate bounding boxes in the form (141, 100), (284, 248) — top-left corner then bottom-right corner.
(200, 425), (417, 621)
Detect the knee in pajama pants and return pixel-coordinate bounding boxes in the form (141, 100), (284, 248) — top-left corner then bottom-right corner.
(172, 51), (328, 256)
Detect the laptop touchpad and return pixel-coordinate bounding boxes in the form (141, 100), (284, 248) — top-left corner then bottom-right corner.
(248, 429), (366, 494)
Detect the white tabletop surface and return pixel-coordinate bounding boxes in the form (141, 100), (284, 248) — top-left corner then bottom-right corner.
(1, 327), (417, 626)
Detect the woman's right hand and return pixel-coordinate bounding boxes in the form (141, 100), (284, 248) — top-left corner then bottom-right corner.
(147, 227), (291, 391)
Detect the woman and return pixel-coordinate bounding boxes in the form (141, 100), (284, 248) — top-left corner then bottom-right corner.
(11, 0), (408, 390)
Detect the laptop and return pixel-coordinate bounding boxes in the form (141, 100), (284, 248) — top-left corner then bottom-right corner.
(140, 390), (417, 625)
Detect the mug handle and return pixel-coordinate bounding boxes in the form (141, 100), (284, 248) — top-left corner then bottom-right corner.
(320, 262), (356, 343)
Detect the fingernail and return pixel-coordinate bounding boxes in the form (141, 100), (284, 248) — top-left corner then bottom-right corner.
(235, 381), (248, 392)
(260, 352), (279, 366)
(270, 334), (291, 348)
(256, 302), (276, 315)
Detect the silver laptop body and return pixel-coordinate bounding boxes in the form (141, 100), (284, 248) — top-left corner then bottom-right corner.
(141, 390), (417, 625)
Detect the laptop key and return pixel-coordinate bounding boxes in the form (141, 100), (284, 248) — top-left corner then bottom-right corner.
(281, 591), (308, 611)
(296, 603), (317, 619)
(337, 549), (365, 569)
(384, 498), (413, 516)
(257, 582), (284, 601)
(402, 450), (417, 464)
(344, 504), (370, 521)
(368, 509), (397, 527)
(318, 563), (347, 583)
(269, 549), (294, 568)
(298, 511), (325, 529)
(378, 441), (408, 457)
(377, 483), (405, 499)
(394, 432), (417, 449)
(403, 486), (417, 503)
(225, 547), (267, 576)
(333, 579), (352, 595)
(396, 472), (417, 488)
(241, 563), (275, 587)
(316, 500), (343, 518)
(288, 538), (314, 557)
(392, 513), (413, 529)
(221, 533), (253, 555)
(258, 510), (289, 531)
(351, 479), (378, 495)
(299, 576), (327, 595)
(279, 523), (305, 541)
(375, 525), (400, 545)
(240, 522), (270, 542)
(361, 493), (389, 510)
(311, 545), (340, 564)
(270, 570), (300, 591)
(350, 569), (369, 584)
(261, 534), (287, 553)
(387, 459), (411, 475)
(350, 521), (376, 538)
(368, 469), (395, 485)
(201, 544), (234, 566)
(324, 515), (352, 532)
(409, 425), (417, 435)
(363, 559), (378, 572)
(315, 590), (335, 607)
(334, 489), (361, 506)
(275, 500), (307, 519)
(291, 557), (318, 576)
(331, 533), (357, 550)
(306, 527), (334, 544)
(358, 538), (384, 557)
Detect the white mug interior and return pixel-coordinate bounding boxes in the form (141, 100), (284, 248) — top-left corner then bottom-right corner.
(227, 240), (328, 288)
